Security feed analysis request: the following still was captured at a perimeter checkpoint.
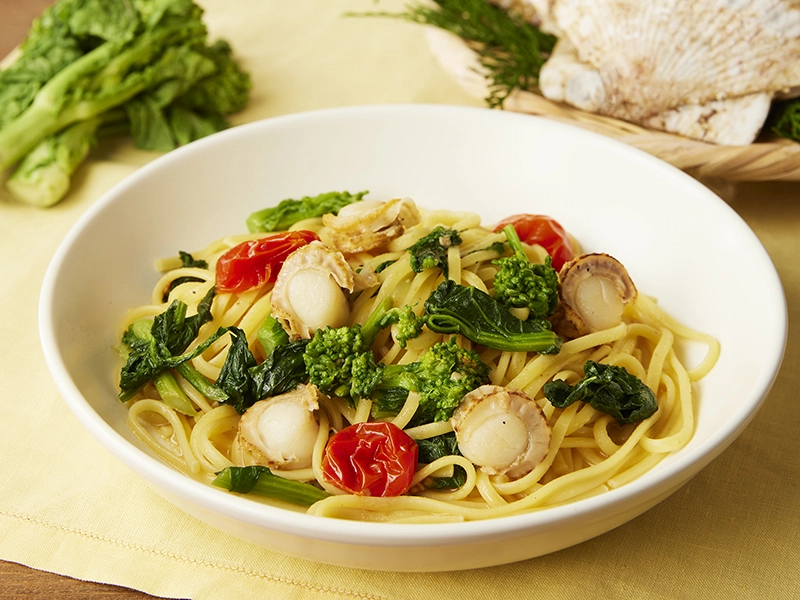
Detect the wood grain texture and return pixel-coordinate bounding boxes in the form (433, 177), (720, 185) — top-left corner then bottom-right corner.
(0, 5), (161, 599)
(0, 561), (159, 599)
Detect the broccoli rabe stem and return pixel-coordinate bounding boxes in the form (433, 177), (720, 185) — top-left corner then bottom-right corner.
(174, 362), (228, 404)
(213, 466), (330, 507)
(0, 42), (122, 168)
(0, 24), (207, 169)
(6, 117), (102, 207)
(119, 319), (198, 414)
(152, 368), (197, 417)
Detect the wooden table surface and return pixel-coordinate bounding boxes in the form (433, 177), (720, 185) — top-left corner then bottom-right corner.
(0, 5), (157, 598)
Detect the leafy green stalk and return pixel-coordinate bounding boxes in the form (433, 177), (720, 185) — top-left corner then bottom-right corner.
(372, 337), (490, 423)
(407, 226), (462, 277)
(424, 279), (562, 353)
(247, 339), (310, 406)
(118, 286), (218, 400)
(212, 466), (330, 507)
(416, 431), (467, 489)
(357, 0), (556, 108)
(0, 38), (83, 130)
(246, 190), (369, 233)
(256, 314), (290, 357)
(161, 250), (209, 301)
(151, 366), (197, 416)
(0, 17), (210, 169)
(5, 116), (102, 207)
(543, 361), (658, 425)
(123, 39), (251, 152)
(174, 361), (228, 403)
(492, 224), (559, 318)
(302, 297), (424, 400)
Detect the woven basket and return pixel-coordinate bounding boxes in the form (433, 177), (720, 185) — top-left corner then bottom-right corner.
(426, 28), (800, 182)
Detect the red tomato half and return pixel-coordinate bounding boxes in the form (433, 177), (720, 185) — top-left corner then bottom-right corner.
(215, 230), (319, 294)
(493, 214), (575, 272)
(322, 421), (418, 497)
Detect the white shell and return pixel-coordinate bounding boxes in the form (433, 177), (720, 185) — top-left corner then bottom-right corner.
(534, 0), (800, 144)
(491, 0), (563, 35)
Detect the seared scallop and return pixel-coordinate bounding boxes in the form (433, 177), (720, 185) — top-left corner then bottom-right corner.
(234, 384), (321, 470)
(451, 385), (551, 479)
(322, 197), (421, 253)
(558, 253), (637, 336)
(270, 241), (355, 339)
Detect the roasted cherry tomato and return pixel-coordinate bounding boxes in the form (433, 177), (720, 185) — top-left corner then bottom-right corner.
(493, 214), (575, 272)
(215, 230), (319, 294)
(321, 421), (418, 497)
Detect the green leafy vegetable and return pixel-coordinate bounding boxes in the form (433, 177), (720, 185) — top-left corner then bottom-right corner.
(212, 466), (330, 507)
(416, 431), (460, 463)
(119, 293), (310, 414)
(371, 337), (491, 424)
(247, 339), (311, 409)
(358, 0), (556, 108)
(5, 116), (101, 207)
(424, 279), (562, 353)
(379, 304), (425, 349)
(246, 190), (369, 233)
(0, 0), (251, 207)
(118, 286), (218, 401)
(769, 99), (800, 142)
(304, 321), (376, 399)
(416, 430), (468, 490)
(256, 314), (290, 357)
(543, 361), (658, 425)
(493, 224), (559, 318)
(161, 250), (208, 301)
(407, 226), (462, 277)
(215, 327), (258, 412)
(216, 320), (310, 413)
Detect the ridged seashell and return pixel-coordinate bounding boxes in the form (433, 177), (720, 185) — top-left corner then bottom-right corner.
(532, 0), (800, 144)
(558, 253), (637, 337)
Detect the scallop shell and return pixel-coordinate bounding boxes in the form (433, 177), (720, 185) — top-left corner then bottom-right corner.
(533, 0), (800, 144)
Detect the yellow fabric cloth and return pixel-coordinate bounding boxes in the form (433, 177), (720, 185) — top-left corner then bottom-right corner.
(1, 1), (798, 598)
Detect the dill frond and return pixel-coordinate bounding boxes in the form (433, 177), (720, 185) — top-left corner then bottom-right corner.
(354, 0), (557, 108)
(768, 99), (800, 142)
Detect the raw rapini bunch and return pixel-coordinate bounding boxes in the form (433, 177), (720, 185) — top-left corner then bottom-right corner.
(0, 0), (251, 207)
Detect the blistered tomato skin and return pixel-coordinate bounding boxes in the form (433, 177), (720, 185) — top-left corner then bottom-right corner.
(493, 214), (575, 272)
(322, 421), (418, 497)
(215, 230), (319, 294)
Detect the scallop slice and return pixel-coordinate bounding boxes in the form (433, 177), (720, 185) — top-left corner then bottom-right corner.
(234, 384), (321, 470)
(270, 241), (355, 339)
(558, 253), (637, 336)
(451, 385), (551, 479)
(322, 197), (421, 254)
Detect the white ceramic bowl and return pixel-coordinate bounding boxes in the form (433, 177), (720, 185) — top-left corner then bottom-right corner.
(40, 105), (787, 571)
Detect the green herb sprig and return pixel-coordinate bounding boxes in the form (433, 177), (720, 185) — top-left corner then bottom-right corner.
(354, 0), (556, 108)
(769, 99), (800, 143)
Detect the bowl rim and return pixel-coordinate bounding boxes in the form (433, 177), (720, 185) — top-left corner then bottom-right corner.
(38, 103), (789, 547)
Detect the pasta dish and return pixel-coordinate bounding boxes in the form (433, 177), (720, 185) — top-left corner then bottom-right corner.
(115, 191), (719, 523)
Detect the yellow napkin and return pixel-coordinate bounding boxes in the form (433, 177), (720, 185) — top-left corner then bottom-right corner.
(1, 1), (799, 598)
